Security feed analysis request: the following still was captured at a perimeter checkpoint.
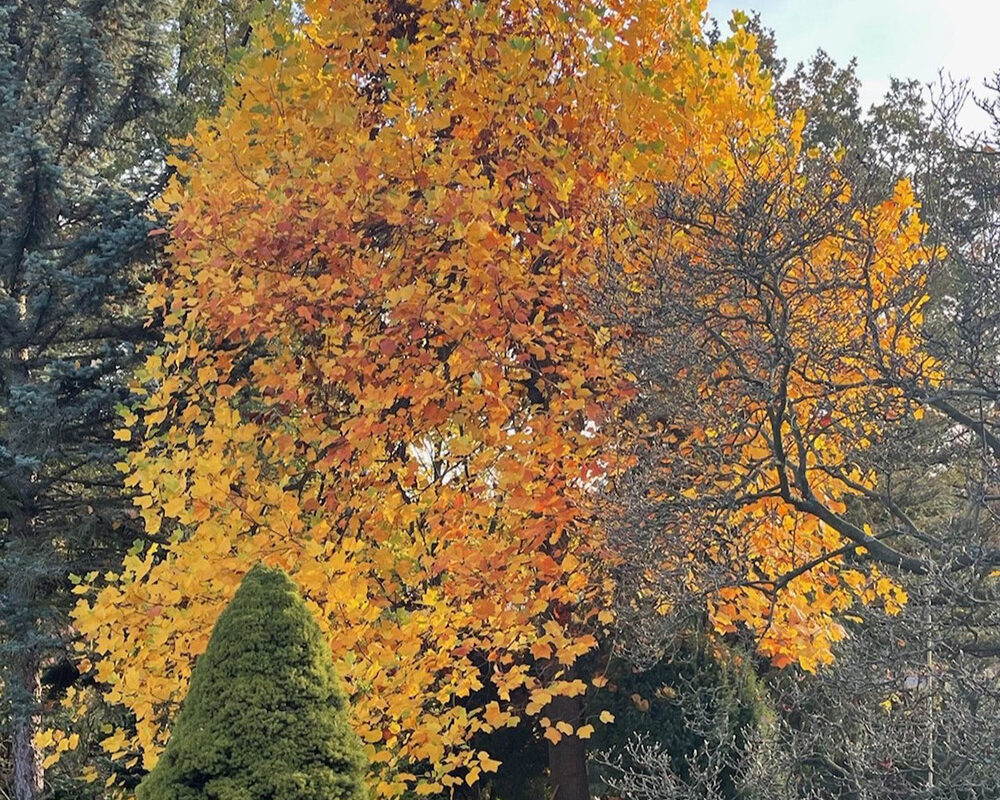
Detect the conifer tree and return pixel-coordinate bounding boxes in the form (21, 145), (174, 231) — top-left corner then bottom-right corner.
(0, 2), (262, 796)
(0, 2), (170, 796)
(136, 564), (368, 800)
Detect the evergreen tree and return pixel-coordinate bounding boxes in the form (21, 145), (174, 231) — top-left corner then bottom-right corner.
(590, 640), (774, 800)
(0, 1), (268, 796)
(136, 564), (368, 800)
(0, 2), (172, 797)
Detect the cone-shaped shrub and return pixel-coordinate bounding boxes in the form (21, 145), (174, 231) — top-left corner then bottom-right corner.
(136, 564), (368, 800)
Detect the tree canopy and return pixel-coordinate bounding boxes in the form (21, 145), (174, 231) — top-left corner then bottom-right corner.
(71, 2), (939, 798)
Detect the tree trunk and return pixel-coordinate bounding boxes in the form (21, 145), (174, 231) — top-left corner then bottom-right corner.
(8, 505), (43, 800)
(546, 694), (590, 800)
(10, 652), (42, 800)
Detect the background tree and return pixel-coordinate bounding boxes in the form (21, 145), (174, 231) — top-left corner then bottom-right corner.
(761, 38), (1000, 800)
(600, 24), (1000, 799)
(0, 2), (266, 798)
(171, 0), (270, 126)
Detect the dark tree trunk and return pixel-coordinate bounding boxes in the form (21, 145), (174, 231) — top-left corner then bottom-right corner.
(10, 652), (42, 800)
(546, 694), (590, 800)
(5, 455), (43, 784)
(8, 512), (42, 800)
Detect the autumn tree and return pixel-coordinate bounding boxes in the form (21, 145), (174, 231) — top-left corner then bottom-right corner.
(73, 2), (789, 798)
(600, 28), (1000, 798)
(601, 113), (936, 677)
(589, 80), (939, 798)
(761, 50), (1000, 799)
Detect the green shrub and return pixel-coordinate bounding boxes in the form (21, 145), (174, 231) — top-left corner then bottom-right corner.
(591, 639), (773, 800)
(136, 564), (368, 800)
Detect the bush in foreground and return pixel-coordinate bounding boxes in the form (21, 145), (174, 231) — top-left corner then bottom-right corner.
(137, 564), (368, 800)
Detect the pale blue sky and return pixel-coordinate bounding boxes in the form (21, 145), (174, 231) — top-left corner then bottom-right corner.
(707, 0), (1000, 129)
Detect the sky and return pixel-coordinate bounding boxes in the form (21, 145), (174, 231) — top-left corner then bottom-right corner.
(707, 0), (1000, 130)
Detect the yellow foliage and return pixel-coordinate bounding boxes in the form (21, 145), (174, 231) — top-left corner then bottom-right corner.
(68, 0), (927, 795)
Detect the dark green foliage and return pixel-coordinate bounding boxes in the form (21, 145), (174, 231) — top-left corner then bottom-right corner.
(0, 1), (269, 795)
(0, 1), (173, 795)
(591, 640), (773, 800)
(459, 641), (773, 800)
(458, 716), (548, 800)
(172, 0), (278, 128)
(136, 565), (368, 800)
